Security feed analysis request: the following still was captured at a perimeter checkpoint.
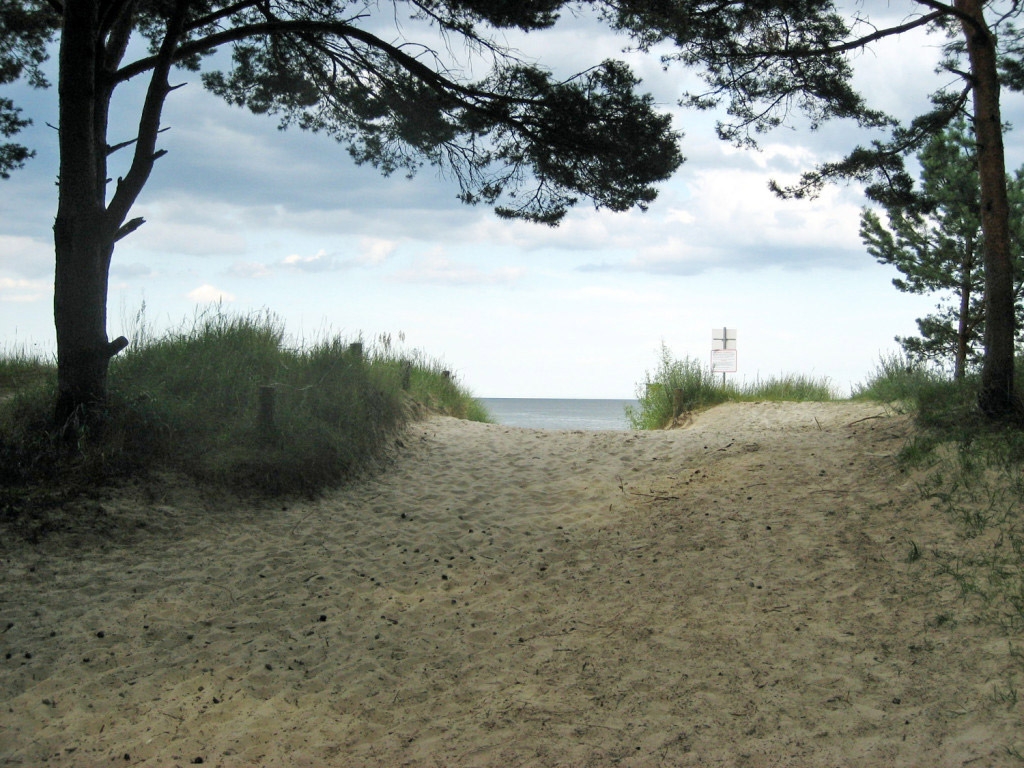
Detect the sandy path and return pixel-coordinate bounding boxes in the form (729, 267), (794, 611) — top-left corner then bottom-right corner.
(1, 402), (1020, 766)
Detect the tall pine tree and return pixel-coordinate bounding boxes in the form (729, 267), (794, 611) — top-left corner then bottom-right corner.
(861, 120), (1024, 380)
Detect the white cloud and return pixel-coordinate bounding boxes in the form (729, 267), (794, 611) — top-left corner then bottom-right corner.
(358, 237), (397, 265)
(283, 249), (334, 270)
(228, 260), (273, 278)
(0, 235), (52, 279)
(0, 277), (49, 303)
(390, 251), (526, 286)
(187, 284), (236, 303)
(129, 198), (249, 257)
(665, 208), (697, 225)
(278, 239), (398, 272)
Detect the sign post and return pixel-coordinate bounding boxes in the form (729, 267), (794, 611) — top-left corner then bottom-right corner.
(711, 328), (738, 386)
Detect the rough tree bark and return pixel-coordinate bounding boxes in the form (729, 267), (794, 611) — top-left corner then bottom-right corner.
(53, 0), (175, 427)
(53, 0), (115, 427)
(957, 0), (1018, 415)
(956, 236), (973, 381)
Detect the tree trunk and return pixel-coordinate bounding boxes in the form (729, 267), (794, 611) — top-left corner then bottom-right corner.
(51, 1), (181, 428)
(53, 0), (116, 427)
(956, 234), (975, 382)
(53, 220), (116, 427)
(958, 0), (1018, 416)
(956, 289), (969, 382)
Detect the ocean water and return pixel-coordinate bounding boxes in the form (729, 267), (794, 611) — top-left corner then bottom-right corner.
(479, 398), (638, 431)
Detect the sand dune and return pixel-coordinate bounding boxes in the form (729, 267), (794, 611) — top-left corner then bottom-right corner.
(1, 401), (1020, 766)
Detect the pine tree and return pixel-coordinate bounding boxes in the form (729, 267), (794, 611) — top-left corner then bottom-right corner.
(860, 121), (1024, 379)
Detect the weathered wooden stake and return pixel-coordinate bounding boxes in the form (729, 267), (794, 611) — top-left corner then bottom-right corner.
(348, 342), (363, 361)
(673, 388), (684, 418)
(400, 359), (413, 390)
(258, 384), (277, 441)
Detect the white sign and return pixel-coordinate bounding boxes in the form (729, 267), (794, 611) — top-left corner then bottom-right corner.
(711, 349), (738, 373)
(712, 327), (737, 350)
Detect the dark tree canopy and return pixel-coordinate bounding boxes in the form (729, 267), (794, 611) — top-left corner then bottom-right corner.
(65, 0), (684, 226)
(0, 1), (58, 178)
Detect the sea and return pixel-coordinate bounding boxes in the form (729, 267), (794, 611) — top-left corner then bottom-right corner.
(478, 398), (638, 431)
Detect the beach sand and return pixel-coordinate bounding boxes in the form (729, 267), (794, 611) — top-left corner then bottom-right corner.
(1, 401), (1021, 766)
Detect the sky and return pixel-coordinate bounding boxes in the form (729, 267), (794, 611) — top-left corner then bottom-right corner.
(0, 3), (1014, 399)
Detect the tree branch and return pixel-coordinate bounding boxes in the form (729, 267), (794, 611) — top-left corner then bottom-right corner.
(105, 0), (189, 232)
(113, 12), (546, 153)
(730, 9), (946, 60)
(101, 0), (137, 74)
(106, 125), (169, 156)
(184, 0), (263, 33)
(913, 0), (983, 34)
(113, 216), (145, 241)
(114, 19), (496, 104)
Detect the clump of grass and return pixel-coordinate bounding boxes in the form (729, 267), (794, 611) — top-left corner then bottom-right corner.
(0, 345), (53, 394)
(0, 308), (488, 496)
(853, 352), (982, 435)
(852, 352), (944, 403)
(368, 337), (490, 422)
(627, 344), (727, 429)
(627, 343), (836, 429)
(744, 373), (837, 402)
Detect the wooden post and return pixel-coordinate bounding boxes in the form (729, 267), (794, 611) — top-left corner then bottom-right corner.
(348, 342), (363, 361)
(673, 388), (684, 418)
(400, 359), (413, 390)
(258, 384), (277, 442)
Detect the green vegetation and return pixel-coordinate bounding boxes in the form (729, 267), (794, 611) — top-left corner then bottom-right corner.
(852, 351), (1002, 435)
(0, 345), (53, 393)
(0, 309), (488, 497)
(857, 353), (1024, 634)
(859, 119), (1024, 381)
(626, 343), (837, 429)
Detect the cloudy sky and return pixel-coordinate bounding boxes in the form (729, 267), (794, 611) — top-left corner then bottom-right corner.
(0, 4), (1012, 398)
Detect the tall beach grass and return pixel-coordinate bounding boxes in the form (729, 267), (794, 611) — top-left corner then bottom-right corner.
(626, 343), (837, 429)
(0, 344), (53, 394)
(0, 308), (488, 496)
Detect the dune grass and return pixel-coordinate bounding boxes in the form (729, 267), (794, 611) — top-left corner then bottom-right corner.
(0, 308), (488, 497)
(852, 351), (981, 430)
(0, 346), (53, 394)
(626, 343), (837, 429)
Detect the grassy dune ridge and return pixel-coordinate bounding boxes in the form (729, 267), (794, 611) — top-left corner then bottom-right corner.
(0, 309), (488, 495)
(626, 342), (839, 429)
